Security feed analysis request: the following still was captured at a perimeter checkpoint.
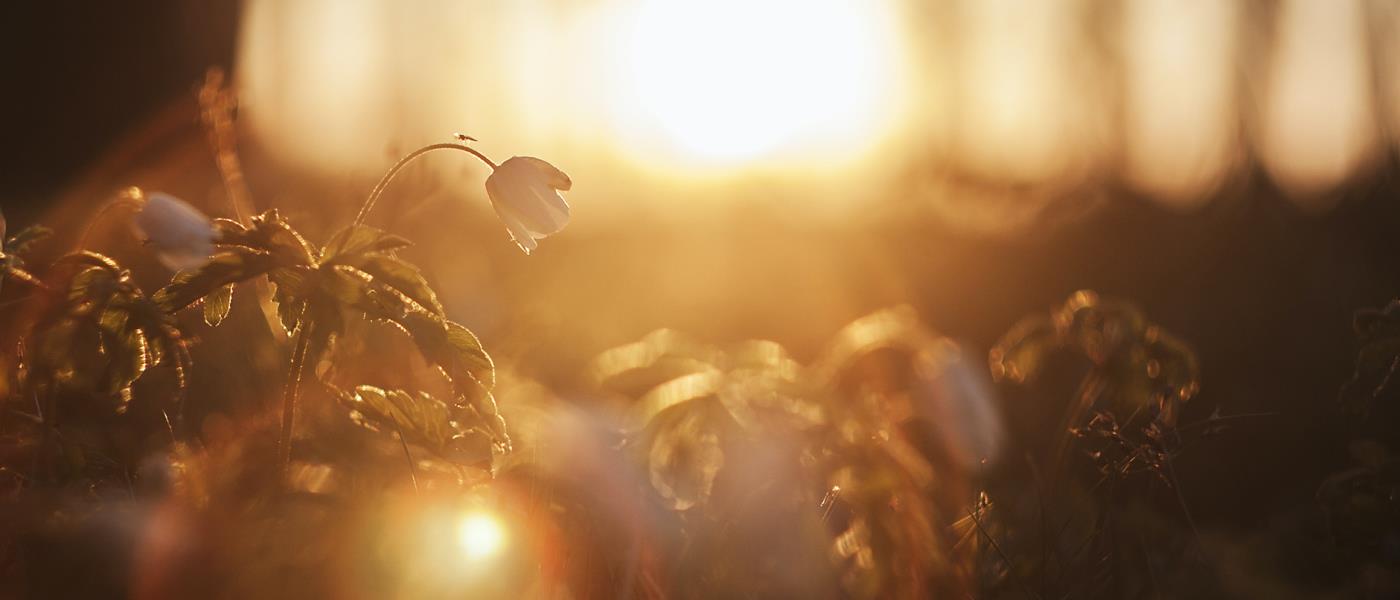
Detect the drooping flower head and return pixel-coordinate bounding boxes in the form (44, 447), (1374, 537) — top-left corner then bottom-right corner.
(484, 156), (572, 255)
(130, 192), (216, 270)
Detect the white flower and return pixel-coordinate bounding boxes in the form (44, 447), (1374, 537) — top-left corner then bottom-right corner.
(130, 192), (216, 270)
(484, 156), (571, 255)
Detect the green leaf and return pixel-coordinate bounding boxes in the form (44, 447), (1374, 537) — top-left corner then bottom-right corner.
(211, 217), (247, 241)
(67, 267), (119, 304)
(336, 384), (485, 462)
(36, 319), (82, 381)
(51, 251), (123, 276)
(146, 332), (166, 366)
(396, 312), (494, 391)
(203, 283), (234, 327)
(353, 254), (443, 316)
(100, 326), (147, 397)
(299, 313), (340, 376)
(97, 307), (130, 334)
(268, 265), (313, 335)
(252, 210), (316, 264)
(3, 266), (43, 289)
(444, 321), (493, 389)
(216, 210), (316, 266)
(385, 312), (505, 448)
(320, 224), (412, 263)
(5, 224), (53, 255)
(153, 248), (276, 313)
(322, 266), (375, 307)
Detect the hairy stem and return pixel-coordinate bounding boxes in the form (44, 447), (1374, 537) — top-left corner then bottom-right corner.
(198, 68), (289, 344)
(278, 321), (312, 478)
(198, 68), (256, 225)
(73, 189), (144, 253)
(353, 142), (497, 227)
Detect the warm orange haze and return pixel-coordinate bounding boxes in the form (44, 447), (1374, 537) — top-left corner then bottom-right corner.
(2, 1), (1400, 598)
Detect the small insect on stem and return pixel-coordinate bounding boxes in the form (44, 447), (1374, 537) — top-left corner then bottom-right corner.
(820, 485), (842, 523)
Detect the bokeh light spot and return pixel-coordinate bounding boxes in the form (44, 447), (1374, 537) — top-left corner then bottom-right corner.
(457, 512), (506, 560)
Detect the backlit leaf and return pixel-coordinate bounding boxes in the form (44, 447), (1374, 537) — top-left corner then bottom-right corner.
(336, 384), (487, 463)
(5, 224), (52, 255)
(203, 283), (234, 327)
(353, 254), (443, 316)
(320, 224), (412, 262)
(153, 248), (275, 313)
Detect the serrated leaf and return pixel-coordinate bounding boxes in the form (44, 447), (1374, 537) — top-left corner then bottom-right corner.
(278, 298), (306, 336)
(51, 251), (123, 276)
(101, 326), (147, 395)
(5, 224), (52, 255)
(444, 321), (493, 388)
(146, 332), (166, 366)
(384, 312), (505, 448)
(353, 254), (443, 316)
(153, 248), (275, 313)
(211, 217), (247, 240)
(3, 266), (43, 289)
(396, 313), (495, 391)
(251, 210), (316, 265)
(98, 307), (130, 334)
(217, 210), (316, 266)
(203, 283), (234, 326)
(68, 267), (118, 304)
(321, 224), (412, 263)
(299, 314), (340, 376)
(337, 384), (474, 461)
(268, 265), (311, 297)
(36, 319), (81, 378)
(322, 265), (375, 307)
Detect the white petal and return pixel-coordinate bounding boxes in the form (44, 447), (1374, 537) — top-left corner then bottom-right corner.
(486, 161), (570, 237)
(514, 156), (572, 191)
(518, 182), (570, 236)
(131, 193), (215, 269)
(156, 247), (215, 271)
(489, 198), (539, 255)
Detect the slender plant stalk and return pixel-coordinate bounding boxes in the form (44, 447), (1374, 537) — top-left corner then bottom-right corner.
(73, 189), (144, 253)
(273, 137), (498, 479)
(347, 139), (496, 485)
(1046, 372), (1106, 494)
(968, 507), (1040, 599)
(198, 69), (257, 224)
(353, 142), (497, 227)
(198, 68), (289, 344)
(394, 422), (420, 494)
(278, 320), (312, 477)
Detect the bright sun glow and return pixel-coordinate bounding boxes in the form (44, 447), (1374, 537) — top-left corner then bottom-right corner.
(613, 0), (901, 165)
(457, 512), (506, 559)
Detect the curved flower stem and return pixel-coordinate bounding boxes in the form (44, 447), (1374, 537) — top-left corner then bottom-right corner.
(73, 189), (144, 253)
(353, 142), (498, 227)
(278, 320), (312, 479)
(198, 68), (290, 343)
(199, 68), (257, 225)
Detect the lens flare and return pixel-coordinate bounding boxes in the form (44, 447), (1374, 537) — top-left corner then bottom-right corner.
(457, 512), (506, 559)
(612, 0), (903, 165)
